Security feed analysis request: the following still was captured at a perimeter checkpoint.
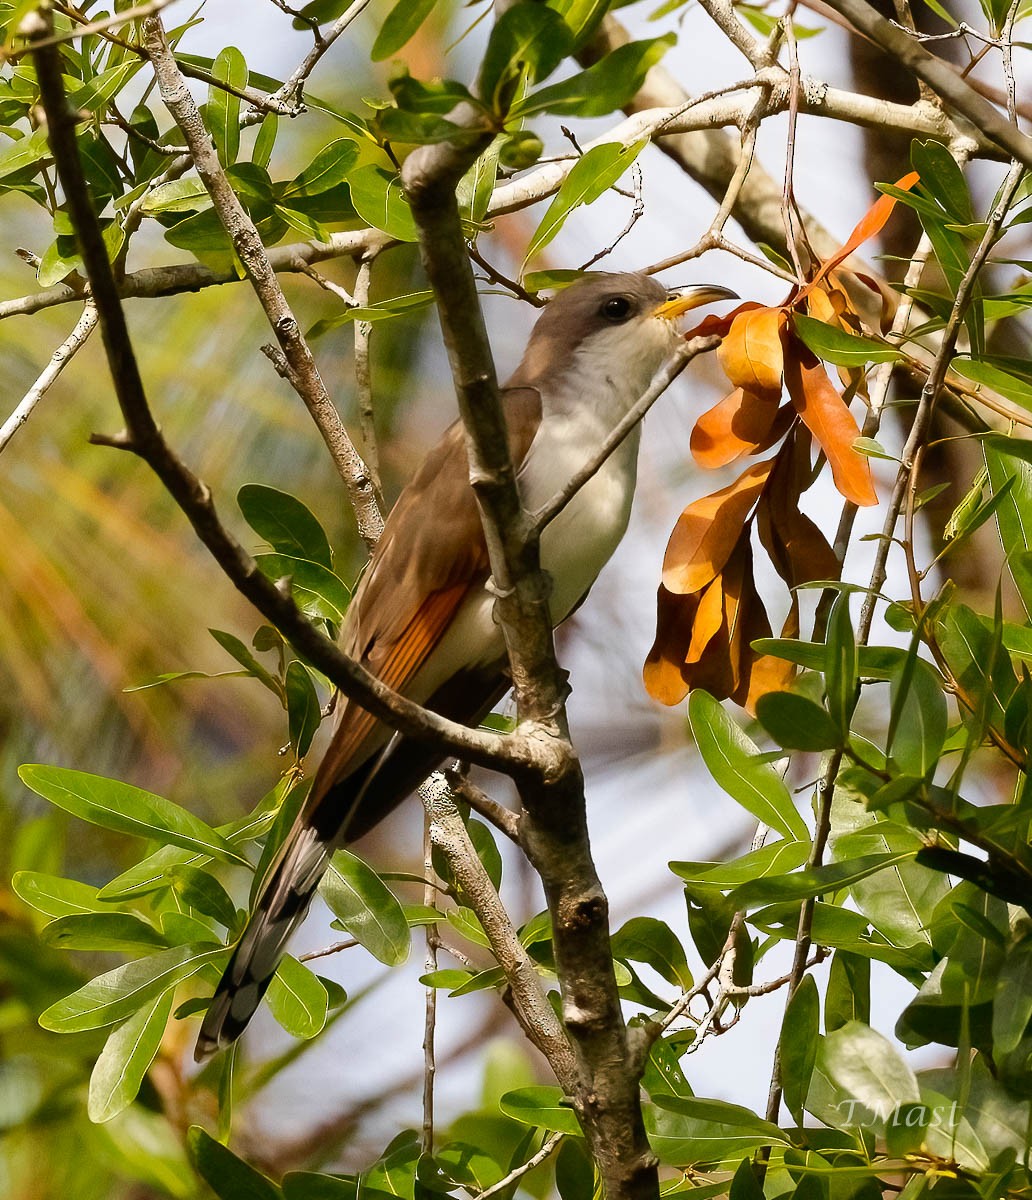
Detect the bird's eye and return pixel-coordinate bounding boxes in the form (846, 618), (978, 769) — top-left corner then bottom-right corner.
(600, 296), (632, 322)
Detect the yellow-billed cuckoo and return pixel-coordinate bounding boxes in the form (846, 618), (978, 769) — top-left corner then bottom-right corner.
(195, 271), (735, 1061)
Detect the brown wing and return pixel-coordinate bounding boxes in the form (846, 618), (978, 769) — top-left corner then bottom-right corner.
(307, 386), (542, 801)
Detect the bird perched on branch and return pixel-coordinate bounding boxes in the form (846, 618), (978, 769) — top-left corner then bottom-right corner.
(195, 271), (735, 1061)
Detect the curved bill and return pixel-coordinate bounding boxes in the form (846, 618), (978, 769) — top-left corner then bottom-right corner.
(653, 284), (739, 321)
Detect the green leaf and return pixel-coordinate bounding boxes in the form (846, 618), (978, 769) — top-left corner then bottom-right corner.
(18, 765), (249, 867)
(524, 138), (646, 265)
(279, 138), (359, 199)
(12, 870), (103, 918)
(267, 954), (329, 1039)
(189, 1126), (282, 1200)
(953, 357), (1032, 410)
(209, 627), (283, 698)
(285, 661), (322, 758)
(42, 913), (167, 954)
(825, 590), (859, 736)
(347, 164), (418, 241)
(479, 3), (574, 113)
(88, 988), (174, 1122)
(253, 113), (277, 169)
(39, 943), (226, 1032)
(169, 865), (239, 930)
(728, 850), (919, 909)
(139, 177), (211, 215)
(371, 0), (438, 61)
(755, 691), (843, 752)
(687, 691), (808, 841)
(254, 554), (350, 625)
(458, 139), (501, 226)
(70, 60), (144, 114)
(993, 932), (1032, 1056)
(0, 127), (50, 181)
(669, 839), (810, 887)
(238, 483), (333, 567)
(911, 139), (974, 226)
(308, 290), (435, 338)
(645, 1095), (789, 1167)
(320, 849), (410, 966)
(780, 974), (819, 1126)
(611, 916), (692, 989)
(499, 1086), (583, 1135)
(209, 47), (246, 167)
(446, 906), (492, 949)
(985, 439), (1032, 617)
(814, 1021), (919, 1132)
(887, 656), (947, 777)
(792, 313), (900, 367)
(513, 34), (676, 118)
(825, 950), (870, 1032)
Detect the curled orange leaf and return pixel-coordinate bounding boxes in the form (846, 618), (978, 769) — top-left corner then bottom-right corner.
(800, 170), (920, 301)
(783, 343), (876, 507)
(691, 386), (783, 469)
(643, 585), (700, 705)
(717, 306), (787, 395)
(662, 460), (774, 595)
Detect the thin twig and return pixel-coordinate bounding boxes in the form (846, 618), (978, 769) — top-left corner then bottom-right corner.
(422, 812), (439, 1155)
(475, 1132), (564, 1199)
(0, 301), (98, 453)
(141, 14), (384, 550)
(352, 253), (383, 502)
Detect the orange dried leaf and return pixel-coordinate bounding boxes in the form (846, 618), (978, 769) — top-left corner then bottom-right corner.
(684, 541), (750, 701)
(783, 341), (877, 508)
(685, 301), (764, 340)
(643, 585), (699, 705)
(802, 171), (919, 299)
(717, 307), (787, 395)
(662, 460), (774, 595)
(690, 387), (782, 469)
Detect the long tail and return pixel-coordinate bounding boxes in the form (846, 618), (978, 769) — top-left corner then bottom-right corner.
(194, 813), (336, 1061)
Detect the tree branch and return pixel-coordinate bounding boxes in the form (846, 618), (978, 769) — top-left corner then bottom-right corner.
(141, 14), (384, 550)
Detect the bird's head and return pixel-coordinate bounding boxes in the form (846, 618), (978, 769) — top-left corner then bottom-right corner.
(514, 271), (737, 397)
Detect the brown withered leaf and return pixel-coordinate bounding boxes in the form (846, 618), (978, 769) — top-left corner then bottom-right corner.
(690, 386), (783, 469)
(682, 541), (749, 702)
(717, 307), (787, 396)
(757, 435), (842, 589)
(643, 585), (701, 705)
(782, 338), (877, 508)
(662, 459), (775, 596)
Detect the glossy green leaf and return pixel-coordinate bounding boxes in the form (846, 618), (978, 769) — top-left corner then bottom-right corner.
(646, 1095), (789, 1167)
(253, 112), (277, 169)
(887, 656), (947, 777)
(514, 34), (676, 118)
(169, 865), (239, 930)
(267, 954), (329, 1039)
(792, 313), (900, 367)
(825, 590), (859, 736)
(728, 849), (918, 909)
(320, 849), (410, 966)
(139, 178), (211, 215)
(254, 554), (350, 624)
(308, 289), (434, 338)
(12, 870), (103, 918)
(42, 913), (166, 954)
(524, 138), (646, 265)
(687, 690), (807, 841)
(611, 916), (692, 989)
(479, 3), (573, 113)
(208, 628), (283, 698)
(755, 691), (843, 752)
(985, 439), (1032, 617)
(825, 950), (870, 1032)
(669, 839), (809, 888)
(781, 974), (819, 1125)
(209, 46), (246, 167)
(18, 766), (248, 866)
(189, 1126), (282, 1200)
(238, 484), (333, 568)
(88, 988), (174, 1122)
(952, 357), (1032, 409)
(911, 140), (974, 225)
(371, 0), (438, 60)
(39, 943), (226, 1032)
(347, 164), (418, 241)
(280, 138), (359, 199)
(499, 1086), (583, 1135)
(0, 127), (49, 181)
(285, 661), (322, 758)
(815, 1021), (919, 1131)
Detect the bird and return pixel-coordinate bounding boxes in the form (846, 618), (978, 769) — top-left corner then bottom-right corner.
(195, 271), (736, 1061)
